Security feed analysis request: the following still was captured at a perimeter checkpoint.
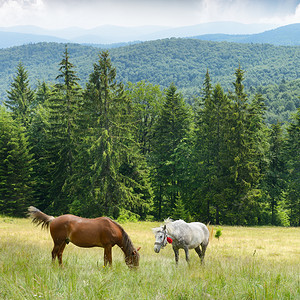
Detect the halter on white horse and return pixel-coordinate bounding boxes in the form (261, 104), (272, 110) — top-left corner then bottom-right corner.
(153, 225), (173, 253)
(153, 219), (209, 264)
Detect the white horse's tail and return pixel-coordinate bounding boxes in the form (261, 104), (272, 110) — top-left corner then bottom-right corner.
(206, 222), (214, 242)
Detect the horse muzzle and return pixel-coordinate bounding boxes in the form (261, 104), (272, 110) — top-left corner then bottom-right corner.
(154, 244), (161, 253)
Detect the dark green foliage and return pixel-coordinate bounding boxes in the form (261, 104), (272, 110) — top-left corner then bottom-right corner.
(192, 70), (231, 223)
(215, 228), (222, 240)
(172, 194), (188, 221)
(70, 51), (152, 218)
(0, 45), (299, 226)
(151, 83), (192, 219)
(263, 122), (287, 225)
(4, 62), (35, 128)
(222, 67), (266, 224)
(0, 41), (299, 124)
(192, 67), (269, 225)
(34, 81), (52, 107)
(254, 79), (300, 125)
(28, 103), (52, 211)
(286, 108), (300, 226)
(45, 47), (82, 213)
(125, 81), (163, 156)
(0, 107), (34, 216)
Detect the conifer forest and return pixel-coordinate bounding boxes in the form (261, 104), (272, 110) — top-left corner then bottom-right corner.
(0, 47), (299, 226)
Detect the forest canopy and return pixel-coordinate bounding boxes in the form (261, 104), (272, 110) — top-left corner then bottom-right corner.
(0, 39), (299, 124)
(0, 46), (299, 226)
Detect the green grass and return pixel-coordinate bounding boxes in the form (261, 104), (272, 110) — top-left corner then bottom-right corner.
(0, 217), (299, 299)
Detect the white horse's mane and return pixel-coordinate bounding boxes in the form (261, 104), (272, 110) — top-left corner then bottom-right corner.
(152, 218), (174, 234)
(152, 218), (192, 237)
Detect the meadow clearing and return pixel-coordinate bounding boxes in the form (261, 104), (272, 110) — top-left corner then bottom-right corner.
(0, 216), (299, 299)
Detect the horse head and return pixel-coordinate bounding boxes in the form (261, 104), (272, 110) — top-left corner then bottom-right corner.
(153, 225), (168, 253)
(125, 247), (141, 268)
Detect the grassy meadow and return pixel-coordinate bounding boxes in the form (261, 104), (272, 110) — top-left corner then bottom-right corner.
(0, 216), (299, 299)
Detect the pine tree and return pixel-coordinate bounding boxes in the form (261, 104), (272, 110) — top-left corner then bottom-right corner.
(225, 66), (265, 224)
(5, 62), (35, 128)
(74, 51), (152, 218)
(46, 46), (82, 213)
(286, 107), (300, 226)
(34, 81), (52, 107)
(28, 103), (52, 211)
(0, 107), (34, 216)
(264, 122), (287, 225)
(152, 83), (191, 219)
(192, 74), (230, 223)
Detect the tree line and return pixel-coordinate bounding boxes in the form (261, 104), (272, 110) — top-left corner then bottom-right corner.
(0, 48), (299, 226)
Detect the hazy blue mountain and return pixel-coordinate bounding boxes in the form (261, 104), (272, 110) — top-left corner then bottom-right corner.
(0, 25), (170, 44)
(140, 22), (275, 40)
(0, 22), (276, 47)
(0, 31), (69, 48)
(192, 23), (300, 46)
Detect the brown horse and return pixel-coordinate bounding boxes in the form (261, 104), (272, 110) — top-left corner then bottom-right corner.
(28, 206), (140, 268)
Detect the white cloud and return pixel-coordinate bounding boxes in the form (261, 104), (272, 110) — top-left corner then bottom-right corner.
(0, 0), (299, 29)
(260, 3), (300, 25)
(0, 0), (45, 27)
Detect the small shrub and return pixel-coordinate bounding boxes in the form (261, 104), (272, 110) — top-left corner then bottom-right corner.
(215, 227), (222, 240)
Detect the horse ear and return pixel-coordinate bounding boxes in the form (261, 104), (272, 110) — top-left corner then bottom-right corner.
(132, 247), (141, 255)
(152, 227), (159, 234)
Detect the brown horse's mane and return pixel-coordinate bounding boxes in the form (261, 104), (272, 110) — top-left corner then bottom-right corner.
(109, 218), (135, 257)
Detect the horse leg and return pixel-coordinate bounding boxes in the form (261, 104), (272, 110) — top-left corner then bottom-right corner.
(52, 242), (66, 266)
(173, 247), (179, 265)
(194, 246), (202, 260)
(183, 247), (190, 264)
(104, 246), (112, 267)
(52, 244), (60, 262)
(57, 242), (66, 266)
(200, 243), (208, 263)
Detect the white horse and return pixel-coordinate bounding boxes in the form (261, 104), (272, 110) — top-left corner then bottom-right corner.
(153, 219), (209, 264)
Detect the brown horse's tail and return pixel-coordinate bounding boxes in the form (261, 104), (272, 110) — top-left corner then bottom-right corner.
(28, 206), (55, 230)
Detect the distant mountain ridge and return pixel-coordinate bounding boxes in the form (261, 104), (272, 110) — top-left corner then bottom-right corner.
(192, 23), (300, 46)
(0, 31), (69, 48)
(0, 21), (290, 48)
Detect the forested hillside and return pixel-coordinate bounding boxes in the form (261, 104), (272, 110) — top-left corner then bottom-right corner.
(0, 40), (299, 123)
(1, 39), (299, 91)
(0, 49), (299, 226)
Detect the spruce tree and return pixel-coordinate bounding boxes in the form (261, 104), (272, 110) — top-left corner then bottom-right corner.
(34, 81), (52, 107)
(5, 62), (35, 128)
(286, 107), (300, 226)
(225, 66), (265, 224)
(46, 46), (82, 213)
(0, 107), (34, 216)
(264, 122), (287, 225)
(192, 74), (230, 223)
(75, 51), (152, 218)
(152, 83), (191, 219)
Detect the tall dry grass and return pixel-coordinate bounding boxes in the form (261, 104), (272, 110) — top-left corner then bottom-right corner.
(0, 216), (299, 299)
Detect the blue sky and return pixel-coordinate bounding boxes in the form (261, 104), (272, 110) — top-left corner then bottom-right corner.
(0, 0), (299, 29)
